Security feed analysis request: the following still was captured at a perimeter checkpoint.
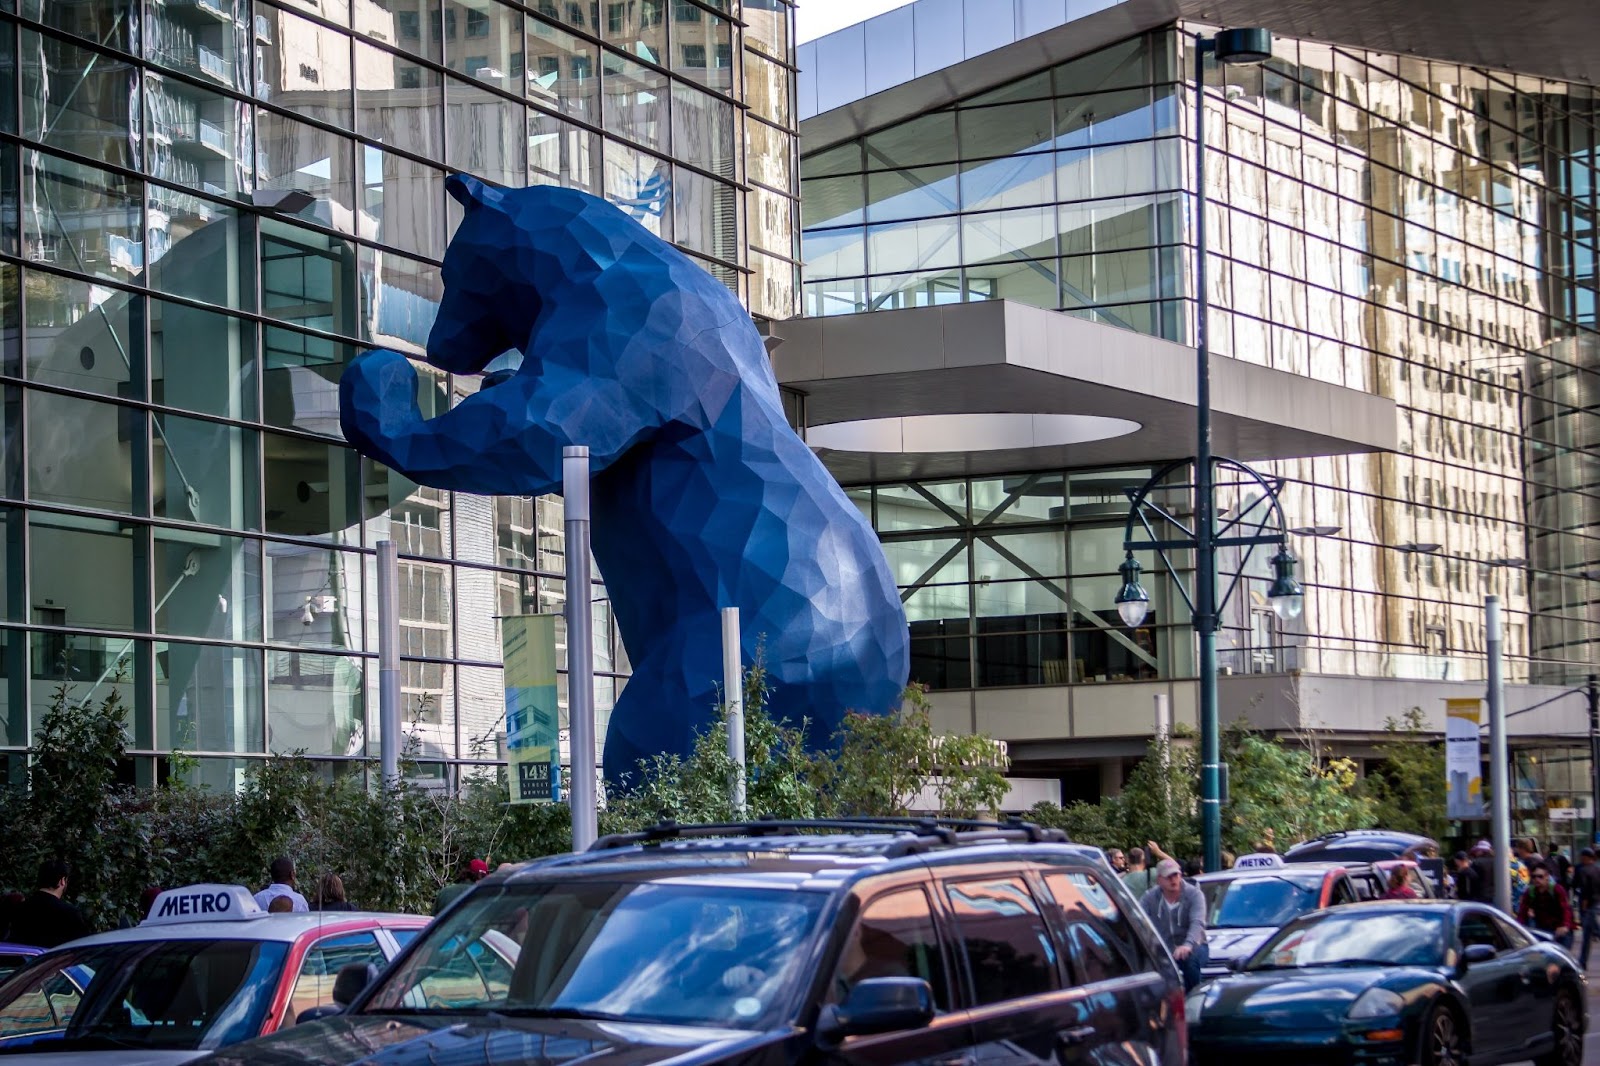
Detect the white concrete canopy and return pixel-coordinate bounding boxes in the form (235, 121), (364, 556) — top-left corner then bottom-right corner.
(770, 300), (1398, 482)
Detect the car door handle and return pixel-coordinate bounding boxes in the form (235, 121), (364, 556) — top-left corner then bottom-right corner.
(1057, 1027), (1098, 1048)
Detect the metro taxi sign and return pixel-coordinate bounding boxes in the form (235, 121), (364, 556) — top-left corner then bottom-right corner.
(1233, 853), (1285, 870)
(143, 884), (265, 926)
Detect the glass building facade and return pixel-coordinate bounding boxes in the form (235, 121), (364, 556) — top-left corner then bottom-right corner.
(800, 27), (1600, 694)
(0, 0), (799, 789)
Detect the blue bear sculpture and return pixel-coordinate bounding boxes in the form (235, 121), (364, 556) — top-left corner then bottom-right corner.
(341, 176), (910, 780)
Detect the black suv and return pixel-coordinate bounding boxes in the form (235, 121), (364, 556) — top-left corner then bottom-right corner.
(198, 818), (1186, 1066)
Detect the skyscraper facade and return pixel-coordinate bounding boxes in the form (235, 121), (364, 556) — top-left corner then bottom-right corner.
(791, 2), (1600, 830)
(0, 0), (798, 790)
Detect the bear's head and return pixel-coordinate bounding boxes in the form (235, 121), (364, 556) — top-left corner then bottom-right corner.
(427, 175), (540, 376)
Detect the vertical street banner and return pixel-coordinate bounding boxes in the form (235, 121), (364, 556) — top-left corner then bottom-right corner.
(1445, 697), (1485, 819)
(503, 614), (560, 804)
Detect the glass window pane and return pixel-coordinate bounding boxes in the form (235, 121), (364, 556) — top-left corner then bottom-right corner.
(157, 642), (264, 755)
(259, 220), (358, 335)
(368, 464), (451, 556)
(150, 195), (253, 310)
(268, 650), (364, 755)
(866, 165), (960, 224)
(261, 323), (358, 434)
(256, 4), (352, 125)
(529, 109), (600, 192)
(974, 530), (1066, 578)
(20, 0), (134, 53)
(22, 269), (140, 399)
(1055, 37), (1148, 96)
(960, 152), (1054, 213)
(944, 878), (1060, 1004)
(154, 529), (262, 642)
(30, 517), (139, 632)
(265, 541), (363, 648)
(24, 152), (143, 285)
(145, 75), (254, 197)
(673, 168), (738, 261)
(361, 247), (444, 356)
(743, 47), (788, 129)
(368, 0), (442, 62)
(152, 298), (257, 421)
(444, 0), (521, 86)
(29, 391), (135, 514)
(262, 432), (361, 540)
(751, 186), (795, 259)
(877, 482), (966, 529)
(672, 7), (732, 93)
(673, 83), (735, 180)
(146, 0), (248, 90)
(743, 0), (787, 62)
(884, 537), (966, 588)
(445, 73), (526, 187)
(356, 40), (444, 158)
(962, 206), (1055, 265)
(746, 118), (791, 193)
(525, 18), (598, 123)
(602, 0), (666, 64)
(864, 112), (954, 170)
(604, 141), (672, 241)
(22, 30), (138, 170)
(602, 54), (667, 151)
(359, 145), (446, 259)
(867, 217), (961, 274)
(153, 412), (260, 530)
(257, 111), (358, 234)
(958, 101), (1052, 161)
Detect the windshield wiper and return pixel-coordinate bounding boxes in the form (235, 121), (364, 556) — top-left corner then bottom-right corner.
(487, 1007), (632, 1022)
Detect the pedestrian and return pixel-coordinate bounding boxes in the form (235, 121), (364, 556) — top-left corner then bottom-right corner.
(433, 858), (489, 915)
(1106, 848), (1127, 874)
(1254, 827), (1278, 854)
(1381, 866), (1418, 900)
(314, 873), (357, 912)
(1123, 847), (1155, 896)
(267, 895), (295, 914)
(9, 859), (91, 948)
(1141, 858), (1209, 991)
(1548, 842), (1572, 888)
(1515, 837), (1544, 873)
(1183, 857), (1204, 880)
(1509, 851), (1531, 913)
(253, 857), (309, 913)
(1517, 861), (1574, 949)
(1572, 848), (1600, 969)
(1450, 851), (1478, 902)
(1469, 840), (1496, 903)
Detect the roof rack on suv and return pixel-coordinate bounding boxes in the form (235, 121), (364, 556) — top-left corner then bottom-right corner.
(588, 815), (1070, 856)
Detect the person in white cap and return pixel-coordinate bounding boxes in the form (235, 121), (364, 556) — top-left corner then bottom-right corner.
(1140, 858), (1208, 990)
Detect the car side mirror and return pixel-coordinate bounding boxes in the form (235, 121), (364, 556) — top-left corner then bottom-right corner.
(1461, 944), (1497, 966)
(332, 962), (380, 1007)
(1227, 956), (1249, 972)
(816, 978), (935, 1045)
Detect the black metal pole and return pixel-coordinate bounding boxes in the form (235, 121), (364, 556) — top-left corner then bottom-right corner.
(1192, 33), (1222, 873)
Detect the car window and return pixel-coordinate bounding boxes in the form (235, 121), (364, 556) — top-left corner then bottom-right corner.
(827, 887), (950, 1011)
(943, 876), (1061, 1006)
(0, 940), (287, 1051)
(1490, 913), (1532, 949)
(1329, 877), (1356, 905)
(0, 967), (85, 1036)
(1041, 870), (1146, 983)
(0, 956), (34, 985)
(1406, 869), (1431, 897)
(1458, 911), (1510, 952)
(390, 929), (421, 949)
(1201, 876), (1321, 928)
(366, 882), (827, 1030)
(285, 932), (387, 1026)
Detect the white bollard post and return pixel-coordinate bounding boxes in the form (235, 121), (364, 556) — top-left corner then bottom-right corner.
(564, 447), (598, 851)
(722, 607), (745, 815)
(377, 540), (400, 789)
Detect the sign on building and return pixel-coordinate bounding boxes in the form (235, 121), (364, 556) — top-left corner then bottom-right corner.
(503, 614), (560, 805)
(1445, 698), (1485, 819)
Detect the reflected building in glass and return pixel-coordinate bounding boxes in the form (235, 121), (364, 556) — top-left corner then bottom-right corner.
(0, 0), (798, 789)
(789, 1), (1600, 822)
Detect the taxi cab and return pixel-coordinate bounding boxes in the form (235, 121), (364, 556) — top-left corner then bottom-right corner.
(0, 885), (425, 1065)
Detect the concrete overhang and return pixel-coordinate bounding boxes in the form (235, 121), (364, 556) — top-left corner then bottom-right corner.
(770, 300), (1397, 483)
(799, 0), (1600, 154)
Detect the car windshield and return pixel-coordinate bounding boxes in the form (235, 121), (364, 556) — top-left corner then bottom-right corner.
(365, 880), (829, 1029)
(1247, 911), (1446, 970)
(0, 939), (288, 1053)
(1202, 876), (1320, 928)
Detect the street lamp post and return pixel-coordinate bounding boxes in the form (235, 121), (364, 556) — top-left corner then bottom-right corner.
(1114, 26), (1280, 873)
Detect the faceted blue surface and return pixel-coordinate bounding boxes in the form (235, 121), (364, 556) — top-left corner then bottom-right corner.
(341, 176), (909, 781)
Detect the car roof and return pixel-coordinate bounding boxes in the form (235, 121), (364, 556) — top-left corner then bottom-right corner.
(60, 912), (427, 948)
(492, 821), (1108, 893)
(1197, 865), (1337, 884)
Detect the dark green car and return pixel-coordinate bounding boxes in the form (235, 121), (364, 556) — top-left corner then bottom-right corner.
(1188, 900), (1584, 1066)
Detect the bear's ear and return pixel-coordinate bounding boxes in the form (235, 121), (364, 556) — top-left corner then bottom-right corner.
(447, 174), (506, 212)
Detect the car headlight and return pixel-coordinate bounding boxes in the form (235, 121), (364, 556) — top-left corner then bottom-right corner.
(1347, 988), (1405, 1019)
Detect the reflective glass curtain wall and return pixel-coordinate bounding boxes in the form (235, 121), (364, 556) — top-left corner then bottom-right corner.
(801, 28), (1600, 694)
(0, 0), (797, 787)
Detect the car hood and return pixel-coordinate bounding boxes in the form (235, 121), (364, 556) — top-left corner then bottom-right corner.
(194, 1014), (785, 1066)
(0, 1051), (202, 1066)
(1204, 928), (1275, 963)
(1196, 969), (1416, 1032)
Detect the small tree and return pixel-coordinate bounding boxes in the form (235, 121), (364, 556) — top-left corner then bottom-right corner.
(1358, 708), (1447, 841)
